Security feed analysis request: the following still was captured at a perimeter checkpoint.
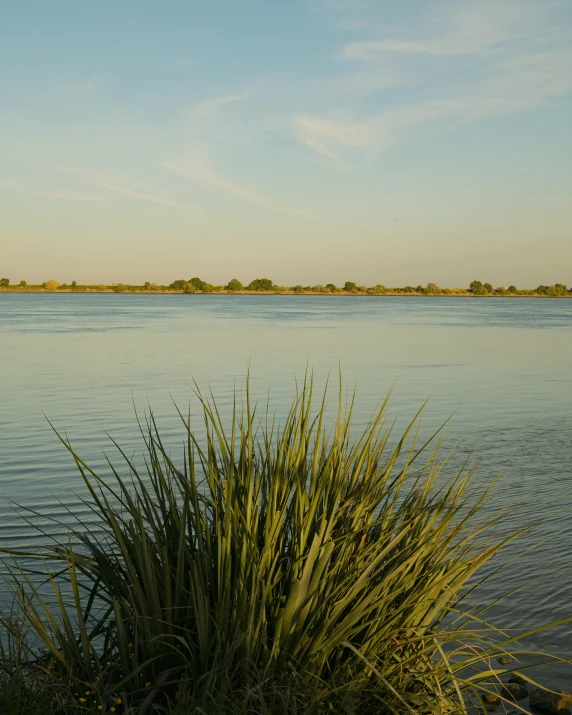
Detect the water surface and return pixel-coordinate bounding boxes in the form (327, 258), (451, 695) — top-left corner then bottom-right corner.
(1, 294), (571, 685)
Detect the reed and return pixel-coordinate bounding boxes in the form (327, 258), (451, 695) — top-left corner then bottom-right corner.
(1, 378), (563, 713)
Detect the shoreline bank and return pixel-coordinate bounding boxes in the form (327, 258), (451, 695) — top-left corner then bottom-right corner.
(1, 289), (571, 298)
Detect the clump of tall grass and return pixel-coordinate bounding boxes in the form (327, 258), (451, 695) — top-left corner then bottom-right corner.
(1, 379), (564, 713)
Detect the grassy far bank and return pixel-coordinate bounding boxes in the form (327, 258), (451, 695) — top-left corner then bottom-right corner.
(1, 277), (571, 297)
(1, 377), (570, 714)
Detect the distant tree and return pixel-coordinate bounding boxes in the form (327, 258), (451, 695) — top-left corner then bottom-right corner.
(201, 283), (215, 293)
(416, 285), (423, 293)
(189, 277), (206, 291)
(403, 286), (414, 293)
(113, 283), (127, 293)
(469, 281), (493, 295)
(0, 278), (9, 287)
(367, 285), (387, 295)
(44, 280), (60, 291)
(226, 278), (243, 291)
(246, 278), (274, 291)
(170, 279), (187, 291)
(548, 283), (567, 297)
(425, 283), (442, 295)
(344, 281), (358, 293)
(325, 283), (337, 293)
(293, 285), (304, 293)
(71, 281), (77, 288)
(508, 285), (518, 294)
(19, 280), (27, 287)
(183, 283), (197, 294)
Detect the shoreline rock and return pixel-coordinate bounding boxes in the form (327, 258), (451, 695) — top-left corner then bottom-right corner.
(529, 688), (572, 714)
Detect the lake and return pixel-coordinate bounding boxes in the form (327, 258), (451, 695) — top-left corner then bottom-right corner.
(1, 293), (571, 686)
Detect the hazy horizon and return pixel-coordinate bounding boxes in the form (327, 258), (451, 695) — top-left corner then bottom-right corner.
(2, 0), (571, 286)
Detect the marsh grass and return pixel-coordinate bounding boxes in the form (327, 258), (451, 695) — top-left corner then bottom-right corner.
(1, 377), (569, 713)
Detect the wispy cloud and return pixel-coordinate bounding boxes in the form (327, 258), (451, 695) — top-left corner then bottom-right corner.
(293, 116), (376, 163)
(294, 47), (572, 161)
(171, 56), (194, 68)
(1, 179), (103, 202)
(161, 160), (316, 218)
(99, 182), (195, 209)
(294, 0), (572, 162)
(339, 0), (554, 60)
(37, 166), (197, 210)
(196, 92), (251, 116)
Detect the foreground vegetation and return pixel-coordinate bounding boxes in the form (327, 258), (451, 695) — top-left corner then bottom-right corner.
(1, 276), (571, 296)
(1, 380), (569, 713)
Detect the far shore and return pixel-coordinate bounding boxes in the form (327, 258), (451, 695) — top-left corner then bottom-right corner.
(1, 288), (571, 298)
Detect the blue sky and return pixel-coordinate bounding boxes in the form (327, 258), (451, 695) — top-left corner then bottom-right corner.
(1, 0), (571, 286)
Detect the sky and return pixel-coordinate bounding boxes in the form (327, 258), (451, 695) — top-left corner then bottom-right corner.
(1, 0), (571, 287)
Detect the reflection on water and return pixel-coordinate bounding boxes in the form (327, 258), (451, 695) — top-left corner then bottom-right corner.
(1, 294), (571, 685)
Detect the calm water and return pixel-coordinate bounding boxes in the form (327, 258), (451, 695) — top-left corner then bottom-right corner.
(1, 294), (571, 685)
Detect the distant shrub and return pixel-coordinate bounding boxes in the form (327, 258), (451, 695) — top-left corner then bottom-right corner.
(469, 280), (487, 295)
(184, 283), (197, 294)
(170, 279), (187, 290)
(293, 285), (304, 293)
(425, 282), (442, 295)
(343, 281), (358, 293)
(189, 277), (206, 291)
(246, 278), (274, 291)
(97, 284), (107, 292)
(226, 278), (243, 291)
(367, 285), (387, 295)
(0, 278), (9, 287)
(545, 284), (567, 296)
(19, 280), (27, 287)
(325, 283), (338, 293)
(44, 280), (59, 291)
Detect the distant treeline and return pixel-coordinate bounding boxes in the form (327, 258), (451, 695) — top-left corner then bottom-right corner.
(1, 277), (570, 296)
